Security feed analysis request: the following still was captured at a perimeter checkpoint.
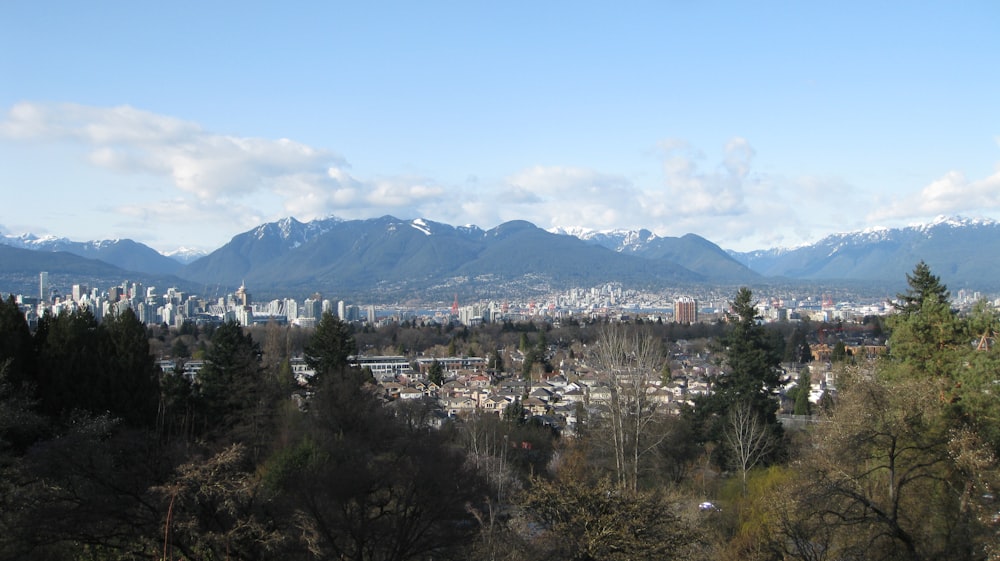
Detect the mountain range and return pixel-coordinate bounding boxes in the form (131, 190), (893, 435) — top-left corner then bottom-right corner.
(2, 215), (998, 300)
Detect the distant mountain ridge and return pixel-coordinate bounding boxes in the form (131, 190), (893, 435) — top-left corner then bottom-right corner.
(728, 215), (1000, 288)
(179, 216), (735, 299)
(3, 215), (1000, 300)
(0, 244), (197, 299)
(551, 226), (754, 281)
(0, 233), (183, 275)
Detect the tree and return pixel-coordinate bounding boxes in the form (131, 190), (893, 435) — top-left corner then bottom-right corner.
(894, 260), (950, 317)
(263, 380), (487, 561)
(0, 295), (36, 392)
(304, 311), (357, 383)
(0, 413), (168, 560)
(591, 324), (667, 492)
(772, 264), (1000, 561)
(101, 307), (160, 427)
(693, 287), (783, 467)
(489, 350), (504, 371)
(33, 308), (155, 426)
(196, 320), (269, 449)
(830, 339), (847, 363)
(792, 369), (811, 416)
(777, 367), (999, 561)
(714, 288), (783, 410)
(784, 326), (812, 365)
(427, 358), (444, 385)
(159, 444), (286, 561)
(33, 308), (104, 421)
(723, 399), (777, 494)
(886, 262), (964, 380)
(520, 475), (700, 561)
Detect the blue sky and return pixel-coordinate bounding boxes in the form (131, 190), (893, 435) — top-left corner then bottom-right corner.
(2, 2), (998, 253)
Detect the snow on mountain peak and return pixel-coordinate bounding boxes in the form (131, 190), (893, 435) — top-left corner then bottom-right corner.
(410, 218), (433, 236)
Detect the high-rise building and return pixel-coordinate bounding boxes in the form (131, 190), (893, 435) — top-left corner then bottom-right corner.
(39, 271), (49, 302)
(337, 300), (346, 320)
(674, 296), (697, 324)
(72, 283), (87, 302)
(303, 298), (321, 319)
(235, 282), (251, 307)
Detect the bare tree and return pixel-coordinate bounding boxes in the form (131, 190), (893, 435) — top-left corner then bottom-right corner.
(592, 324), (667, 493)
(724, 398), (776, 494)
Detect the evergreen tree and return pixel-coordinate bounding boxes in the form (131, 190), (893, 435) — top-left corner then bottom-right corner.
(784, 326), (812, 365)
(101, 307), (160, 427)
(886, 262), (963, 379)
(713, 287), (783, 414)
(196, 321), (267, 445)
(428, 359), (444, 386)
(0, 296), (36, 391)
(830, 339), (848, 363)
(33, 308), (105, 421)
(793, 369), (811, 416)
(894, 260), (950, 316)
(692, 287), (784, 466)
(304, 311), (357, 382)
(490, 350), (504, 371)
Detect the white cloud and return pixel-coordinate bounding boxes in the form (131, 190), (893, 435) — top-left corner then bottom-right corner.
(367, 176), (447, 207)
(2, 102), (346, 201)
(652, 137), (751, 217)
(868, 168), (1000, 223)
(495, 166), (639, 229)
(0, 102), (458, 245)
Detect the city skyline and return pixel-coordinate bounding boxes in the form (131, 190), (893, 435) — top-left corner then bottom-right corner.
(2, 2), (999, 254)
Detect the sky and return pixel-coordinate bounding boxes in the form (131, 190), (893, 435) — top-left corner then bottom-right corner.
(2, 2), (999, 254)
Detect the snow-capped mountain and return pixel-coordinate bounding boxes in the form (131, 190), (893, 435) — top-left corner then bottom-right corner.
(0, 231), (183, 275)
(550, 226), (753, 280)
(249, 216), (343, 249)
(548, 226), (660, 253)
(162, 247), (209, 265)
(729, 216), (1000, 286)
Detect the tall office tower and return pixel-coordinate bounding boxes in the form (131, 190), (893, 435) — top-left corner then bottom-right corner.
(39, 271), (49, 302)
(303, 298), (321, 319)
(235, 282), (251, 307)
(674, 296), (698, 324)
(337, 300), (346, 320)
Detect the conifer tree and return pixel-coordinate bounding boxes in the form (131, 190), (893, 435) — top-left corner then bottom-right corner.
(793, 369), (811, 416)
(894, 260), (950, 316)
(0, 295), (35, 391)
(428, 358), (444, 385)
(713, 287), (783, 418)
(304, 311), (357, 382)
(196, 320), (267, 446)
(102, 307), (160, 427)
(692, 287), (784, 467)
